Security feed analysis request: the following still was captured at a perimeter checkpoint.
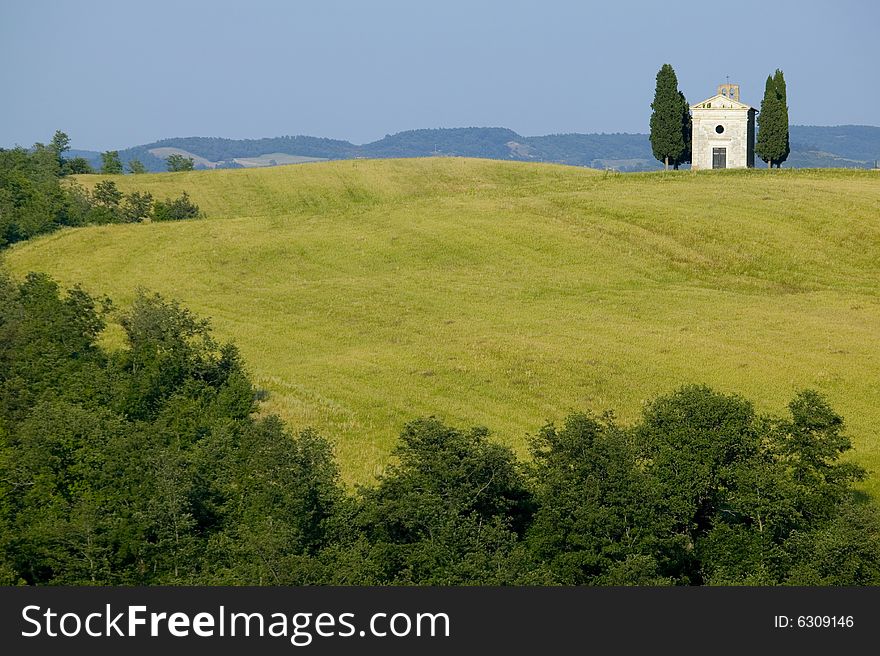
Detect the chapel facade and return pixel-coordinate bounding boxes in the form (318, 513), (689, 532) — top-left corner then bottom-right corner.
(690, 84), (756, 169)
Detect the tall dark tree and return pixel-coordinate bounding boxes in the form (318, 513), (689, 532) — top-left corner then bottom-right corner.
(772, 69), (790, 166)
(649, 64), (690, 170)
(756, 69), (790, 168)
(50, 130), (70, 163)
(100, 150), (123, 174)
(678, 91), (692, 167)
(50, 131), (93, 176)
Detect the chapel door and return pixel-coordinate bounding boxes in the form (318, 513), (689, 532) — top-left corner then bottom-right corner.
(712, 147), (727, 169)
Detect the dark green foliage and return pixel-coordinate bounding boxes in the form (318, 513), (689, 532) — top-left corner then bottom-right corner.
(678, 91), (692, 166)
(784, 498), (880, 585)
(100, 150), (123, 174)
(122, 191), (153, 223)
(127, 159), (146, 174)
(0, 273), (110, 425)
(113, 290), (249, 422)
(639, 387), (760, 536)
(0, 278), (284, 584)
(756, 69), (791, 168)
(166, 153), (195, 172)
(63, 181), (158, 226)
(0, 144), (66, 246)
(637, 386), (870, 585)
(770, 390), (864, 522)
(334, 419), (537, 584)
(50, 131), (70, 158)
(92, 179), (123, 207)
(1, 135), (200, 248)
(1, 273), (878, 585)
(50, 131), (71, 174)
(637, 386), (767, 582)
(527, 412), (673, 585)
(88, 180), (124, 224)
(62, 157), (94, 175)
(152, 191), (200, 221)
(649, 64), (691, 170)
(200, 421), (343, 584)
(82, 185), (190, 225)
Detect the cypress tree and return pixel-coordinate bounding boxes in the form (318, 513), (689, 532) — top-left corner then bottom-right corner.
(756, 69), (790, 168)
(756, 75), (777, 168)
(677, 90), (692, 169)
(650, 64), (690, 171)
(772, 69), (790, 167)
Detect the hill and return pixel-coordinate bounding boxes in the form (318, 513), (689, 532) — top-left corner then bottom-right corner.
(5, 159), (880, 489)
(66, 125), (880, 172)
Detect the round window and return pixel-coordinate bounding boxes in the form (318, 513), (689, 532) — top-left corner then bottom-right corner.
(715, 125), (725, 134)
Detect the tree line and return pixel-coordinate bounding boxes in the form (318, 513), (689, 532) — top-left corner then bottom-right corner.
(649, 64), (790, 169)
(0, 133), (200, 248)
(1, 274), (878, 586)
(41, 132), (197, 175)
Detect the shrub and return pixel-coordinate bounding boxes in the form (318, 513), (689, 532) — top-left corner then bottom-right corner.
(122, 191), (154, 223)
(152, 192), (201, 221)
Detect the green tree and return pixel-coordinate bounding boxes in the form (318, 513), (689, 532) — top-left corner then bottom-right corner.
(772, 69), (790, 166)
(784, 498), (880, 585)
(100, 150), (123, 174)
(756, 69), (790, 168)
(637, 385), (762, 582)
(649, 64), (690, 170)
(199, 420), (343, 584)
(152, 192), (200, 221)
(62, 157), (94, 175)
(0, 143), (66, 246)
(128, 159), (146, 174)
(770, 390), (864, 515)
(50, 130), (70, 155)
(122, 191), (153, 223)
(92, 180), (121, 206)
(50, 131), (71, 172)
(0, 279), (269, 584)
(166, 154), (195, 172)
(90, 180), (124, 223)
(678, 91), (692, 166)
(0, 272), (109, 423)
(337, 418), (536, 584)
(48, 130), (92, 176)
(527, 412), (672, 585)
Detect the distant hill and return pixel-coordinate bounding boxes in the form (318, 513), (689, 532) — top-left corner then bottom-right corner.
(68, 125), (880, 173)
(787, 125), (880, 168)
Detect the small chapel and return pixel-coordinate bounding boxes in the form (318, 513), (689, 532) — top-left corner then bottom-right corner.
(690, 83), (756, 169)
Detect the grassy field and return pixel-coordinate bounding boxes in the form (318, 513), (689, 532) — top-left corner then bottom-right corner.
(5, 159), (880, 491)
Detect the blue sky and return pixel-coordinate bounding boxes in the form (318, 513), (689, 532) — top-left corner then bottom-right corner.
(1, 0), (877, 150)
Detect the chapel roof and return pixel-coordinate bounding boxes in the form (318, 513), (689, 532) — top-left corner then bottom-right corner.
(691, 93), (755, 111)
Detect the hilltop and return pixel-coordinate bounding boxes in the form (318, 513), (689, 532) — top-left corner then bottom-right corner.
(6, 159), (880, 488)
(62, 125), (880, 173)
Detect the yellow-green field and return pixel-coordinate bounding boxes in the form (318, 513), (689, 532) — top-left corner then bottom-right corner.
(5, 159), (880, 491)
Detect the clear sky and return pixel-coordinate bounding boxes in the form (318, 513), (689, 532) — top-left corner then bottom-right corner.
(1, 0), (877, 150)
